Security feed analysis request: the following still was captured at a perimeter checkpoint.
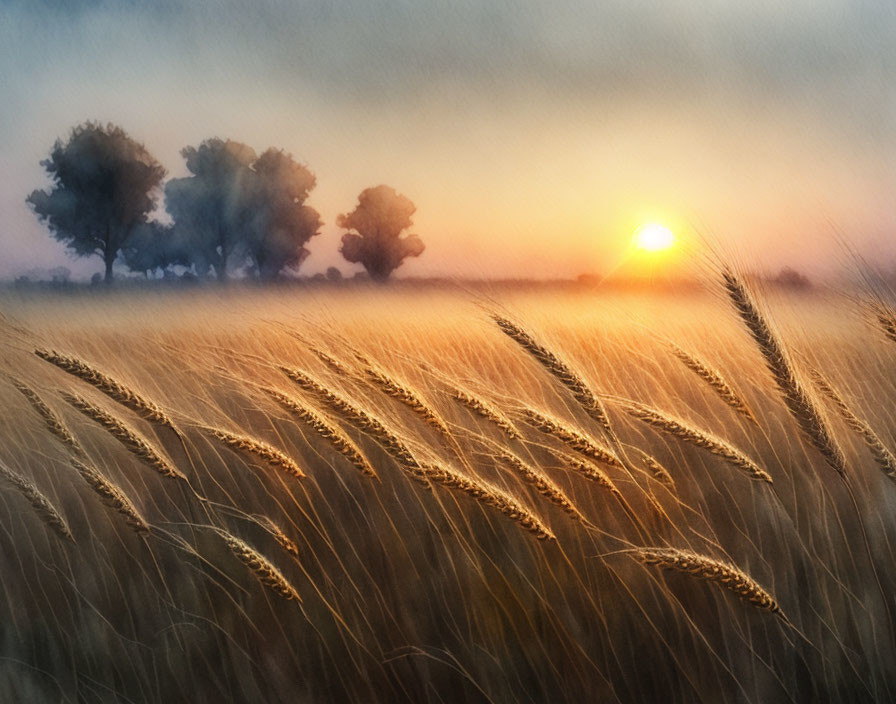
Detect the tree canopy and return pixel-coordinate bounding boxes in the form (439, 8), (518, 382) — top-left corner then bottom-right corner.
(26, 122), (166, 284)
(338, 185), (425, 282)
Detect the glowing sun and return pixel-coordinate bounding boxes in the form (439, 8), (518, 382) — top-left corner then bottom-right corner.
(633, 223), (675, 252)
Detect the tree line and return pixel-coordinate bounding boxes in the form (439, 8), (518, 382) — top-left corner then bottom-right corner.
(27, 122), (425, 284)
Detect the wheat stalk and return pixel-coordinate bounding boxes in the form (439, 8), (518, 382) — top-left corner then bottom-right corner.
(0, 461), (74, 542)
(265, 388), (377, 478)
(281, 367), (428, 484)
(35, 349), (175, 429)
(62, 392), (184, 480)
(490, 446), (586, 522)
(257, 516), (300, 557)
(309, 346), (349, 374)
(811, 372), (896, 481)
(447, 386), (520, 439)
(640, 454), (675, 486)
(722, 269), (846, 476)
(9, 378), (86, 458)
(520, 407), (622, 468)
(631, 547), (785, 619)
(869, 301), (896, 344)
(419, 463), (555, 541)
(205, 427), (305, 479)
(362, 365), (450, 435)
(71, 458), (149, 533)
(217, 530), (301, 601)
(619, 400), (771, 483)
(669, 344), (757, 424)
(551, 450), (622, 496)
(492, 315), (612, 432)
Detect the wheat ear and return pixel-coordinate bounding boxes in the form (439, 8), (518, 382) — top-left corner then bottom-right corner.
(71, 458), (149, 533)
(631, 547), (785, 619)
(520, 407), (622, 468)
(62, 392), (184, 480)
(281, 367), (428, 484)
(869, 301), (896, 344)
(9, 378), (86, 458)
(669, 344), (757, 424)
(722, 270), (846, 476)
(619, 400), (771, 483)
(265, 388), (377, 479)
(35, 349), (175, 429)
(447, 386), (520, 439)
(420, 463), (555, 541)
(491, 446), (586, 523)
(204, 427), (305, 479)
(551, 450), (621, 495)
(0, 461), (74, 542)
(256, 516), (300, 556)
(217, 530), (301, 601)
(492, 315), (612, 432)
(362, 365), (450, 436)
(811, 372), (896, 481)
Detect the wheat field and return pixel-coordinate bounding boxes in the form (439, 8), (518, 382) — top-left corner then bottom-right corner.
(0, 277), (894, 703)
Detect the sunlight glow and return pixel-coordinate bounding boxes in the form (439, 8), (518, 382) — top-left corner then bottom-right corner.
(633, 223), (675, 252)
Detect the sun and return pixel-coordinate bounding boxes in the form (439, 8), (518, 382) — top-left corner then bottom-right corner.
(633, 223), (675, 252)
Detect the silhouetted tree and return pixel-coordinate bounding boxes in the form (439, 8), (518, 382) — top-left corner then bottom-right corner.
(338, 185), (424, 282)
(123, 222), (190, 277)
(326, 266), (343, 282)
(246, 149), (322, 280)
(26, 122), (165, 284)
(164, 139), (257, 281)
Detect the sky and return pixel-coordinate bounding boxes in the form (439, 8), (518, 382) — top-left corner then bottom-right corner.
(1, 0), (894, 280)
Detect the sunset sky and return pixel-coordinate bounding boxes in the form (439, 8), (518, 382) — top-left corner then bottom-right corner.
(1, 0), (894, 280)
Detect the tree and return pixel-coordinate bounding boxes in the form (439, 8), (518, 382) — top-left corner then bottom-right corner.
(245, 149), (322, 280)
(26, 122), (165, 284)
(338, 185), (425, 282)
(164, 138), (257, 281)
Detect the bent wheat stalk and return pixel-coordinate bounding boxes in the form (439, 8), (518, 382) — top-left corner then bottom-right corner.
(35, 349), (175, 430)
(10, 378), (86, 458)
(63, 392), (184, 480)
(630, 547), (785, 620)
(265, 388), (377, 479)
(722, 269), (846, 475)
(0, 461), (74, 542)
(619, 399), (771, 483)
(281, 367), (428, 484)
(520, 407), (622, 468)
(217, 530), (301, 601)
(490, 445), (586, 523)
(204, 426), (305, 479)
(811, 371), (896, 481)
(447, 385), (520, 439)
(420, 463), (555, 541)
(362, 365), (450, 436)
(71, 458), (149, 533)
(669, 343), (757, 424)
(492, 314), (613, 432)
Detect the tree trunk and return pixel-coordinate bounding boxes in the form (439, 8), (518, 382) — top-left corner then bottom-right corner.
(103, 225), (114, 285)
(104, 256), (114, 284)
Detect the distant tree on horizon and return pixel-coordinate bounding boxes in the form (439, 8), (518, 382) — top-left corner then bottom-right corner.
(338, 185), (424, 282)
(165, 138), (257, 282)
(26, 122), (166, 285)
(166, 139), (322, 281)
(245, 149), (322, 281)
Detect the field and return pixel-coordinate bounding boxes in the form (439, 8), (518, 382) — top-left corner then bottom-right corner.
(0, 279), (894, 703)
